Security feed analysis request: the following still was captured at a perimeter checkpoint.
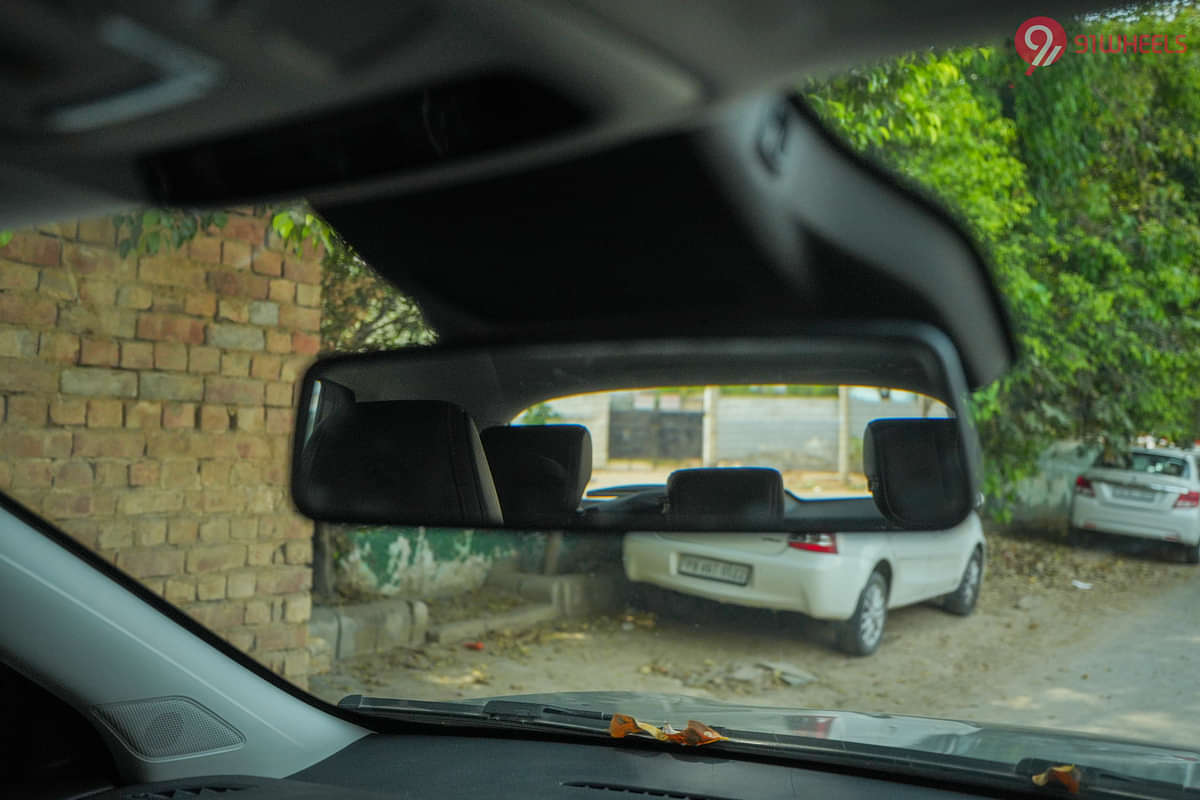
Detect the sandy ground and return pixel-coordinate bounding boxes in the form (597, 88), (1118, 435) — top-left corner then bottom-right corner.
(311, 531), (1198, 744)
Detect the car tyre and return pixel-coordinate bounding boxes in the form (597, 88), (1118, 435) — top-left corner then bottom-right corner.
(836, 570), (888, 656)
(942, 547), (983, 616)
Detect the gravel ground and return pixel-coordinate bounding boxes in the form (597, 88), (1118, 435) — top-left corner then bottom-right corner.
(311, 529), (1197, 740)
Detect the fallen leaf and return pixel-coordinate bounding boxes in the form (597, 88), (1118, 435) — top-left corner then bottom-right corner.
(464, 641), (485, 651)
(1031, 764), (1081, 794)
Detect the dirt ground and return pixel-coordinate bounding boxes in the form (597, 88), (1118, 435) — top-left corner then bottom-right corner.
(310, 530), (1197, 731)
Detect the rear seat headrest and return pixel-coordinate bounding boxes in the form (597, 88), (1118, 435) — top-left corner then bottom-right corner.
(297, 398), (503, 526)
(480, 424), (593, 523)
(667, 467), (784, 519)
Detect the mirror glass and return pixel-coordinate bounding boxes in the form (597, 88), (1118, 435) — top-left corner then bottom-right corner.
(290, 334), (979, 532)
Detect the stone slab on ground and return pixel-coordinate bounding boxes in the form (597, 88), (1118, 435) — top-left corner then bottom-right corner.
(428, 602), (560, 644)
(311, 598), (429, 662)
(485, 567), (626, 618)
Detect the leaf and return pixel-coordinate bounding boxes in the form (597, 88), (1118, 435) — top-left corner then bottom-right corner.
(0, 230), (12, 247)
(118, 239), (133, 259)
(142, 209), (160, 227)
(1031, 765), (1081, 795)
(212, 211), (228, 228)
(146, 230), (161, 255)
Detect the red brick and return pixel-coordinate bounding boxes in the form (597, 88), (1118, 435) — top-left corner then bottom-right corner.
(0, 357), (58, 393)
(222, 215), (268, 246)
(154, 342), (188, 371)
(200, 460), (233, 487)
(189, 236), (222, 264)
(220, 352), (251, 377)
(165, 577), (196, 604)
(72, 430), (145, 458)
(12, 459), (52, 488)
(256, 566), (311, 595)
(50, 396), (86, 425)
(283, 258), (321, 285)
(161, 459), (199, 489)
(285, 540), (313, 566)
(0, 232), (61, 266)
(168, 518), (199, 545)
(295, 283), (322, 308)
(37, 269), (74, 300)
(161, 402), (197, 429)
(268, 279), (295, 304)
(118, 548), (185, 578)
(94, 461), (129, 487)
(57, 306), (136, 338)
(266, 330), (292, 354)
(199, 518), (230, 543)
(8, 394), (48, 425)
(43, 490), (97, 518)
(138, 256), (208, 289)
(125, 401), (162, 430)
(136, 313), (206, 344)
(188, 346), (221, 374)
(197, 574), (227, 601)
(186, 601), (245, 630)
(244, 598), (271, 623)
(265, 382), (293, 408)
(79, 338), (118, 366)
(135, 518), (167, 547)
(80, 280), (117, 307)
(60, 367), (136, 397)
(202, 487), (246, 513)
(217, 298), (249, 323)
(86, 398), (123, 428)
(186, 544), (247, 574)
(129, 460), (160, 487)
(205, 376), (263, 405)
(234, 406), (263, 432)
(53, 461), (93, 489)
(116, 489), (183, 515)
(257, 622), (308, 652)
(250, 354), (281, 380)
(116, 286), (153, 310)
(200, 405), (230, 432)
(291, 332), (320, 355)
(222, 240), (252, 270)
(0, 260), (40, 290)
(59, 519), (99, 549)
(139, 372), (204, 402)
(278, 304), (320, 332)
(184, 291), (218, 317)
(3, 429), (72, 458)
(120, 341), (154, 369)
(210, 271), (267, 300)
(0, 292), (57, 327)
(252, 248), (283, 276)
(76, 219), (116, 246)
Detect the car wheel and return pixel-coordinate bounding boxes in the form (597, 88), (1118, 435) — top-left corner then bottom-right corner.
(836, 571), (888, 656)
(942, 548), (983, 616)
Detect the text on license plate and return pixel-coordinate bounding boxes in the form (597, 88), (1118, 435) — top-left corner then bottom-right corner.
(1113, 487), (1156, 502)
(677, 555), (751, 585)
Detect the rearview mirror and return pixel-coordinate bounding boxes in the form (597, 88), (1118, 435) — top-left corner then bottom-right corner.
(290, 325), (982, 532)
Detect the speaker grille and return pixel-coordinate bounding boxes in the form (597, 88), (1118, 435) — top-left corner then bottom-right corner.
(92, 696), (245, 760)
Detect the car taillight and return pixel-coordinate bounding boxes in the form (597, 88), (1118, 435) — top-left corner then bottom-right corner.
(1175, 491), (1200, 508)
(788, 533), (838, 553)
(1074, 476), (1094, 497)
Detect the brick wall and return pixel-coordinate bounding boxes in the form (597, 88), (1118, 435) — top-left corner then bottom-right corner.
(0, 209), (323, 687)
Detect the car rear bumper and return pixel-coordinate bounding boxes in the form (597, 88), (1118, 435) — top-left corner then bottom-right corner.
(622, 533), (866, 620)
(1070, 496), (1200, 545)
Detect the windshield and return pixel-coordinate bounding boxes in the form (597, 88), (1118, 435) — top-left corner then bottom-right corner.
(4, 3), (1200, 795)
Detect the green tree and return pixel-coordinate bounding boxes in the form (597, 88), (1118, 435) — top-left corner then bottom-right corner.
(805, 7), (1200, 516)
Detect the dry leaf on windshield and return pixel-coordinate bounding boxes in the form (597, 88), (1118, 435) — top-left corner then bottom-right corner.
(1031, 764), (1082, 794)
(609, 714), (727, 746)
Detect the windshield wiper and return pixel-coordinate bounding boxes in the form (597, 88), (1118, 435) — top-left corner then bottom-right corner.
(340, 695), (611, 737)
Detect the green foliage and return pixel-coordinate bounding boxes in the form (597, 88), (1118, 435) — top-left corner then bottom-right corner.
(518, 402), (564, 426)
(0, 231), (13, 247)
(805, 7), (1200, 517)
(113, 209), (228, 258)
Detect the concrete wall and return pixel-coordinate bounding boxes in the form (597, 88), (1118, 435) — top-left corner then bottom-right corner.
(0, 211), (322, 686)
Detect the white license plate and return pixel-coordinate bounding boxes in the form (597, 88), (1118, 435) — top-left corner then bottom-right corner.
(1113, 486), (1156, 502)
(677, 555), (751, 585)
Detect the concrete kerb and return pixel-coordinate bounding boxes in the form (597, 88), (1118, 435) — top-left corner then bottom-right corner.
(311, 568), (628, 663)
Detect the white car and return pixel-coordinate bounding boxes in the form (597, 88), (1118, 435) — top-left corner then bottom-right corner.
(1069, 447), (1200, 563)
(623, 511), (985, 657)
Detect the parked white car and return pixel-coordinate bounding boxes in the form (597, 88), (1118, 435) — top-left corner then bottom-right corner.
(623, 511), (985, 656)
(1069, 447), (1200, 563)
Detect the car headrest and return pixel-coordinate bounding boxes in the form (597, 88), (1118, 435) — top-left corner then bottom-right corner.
(296, 398), (503, 526)
(862, 417), (969, 528)
(480, 424), (593, 524)
(667, 467), (784, 520)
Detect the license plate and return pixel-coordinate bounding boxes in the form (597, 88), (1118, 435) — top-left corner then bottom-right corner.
(1113, 486), (1156, 502)
(677, 555), (751, 585)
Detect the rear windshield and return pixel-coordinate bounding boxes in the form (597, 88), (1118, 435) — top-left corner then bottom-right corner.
(1095, 451), (1190, 478)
